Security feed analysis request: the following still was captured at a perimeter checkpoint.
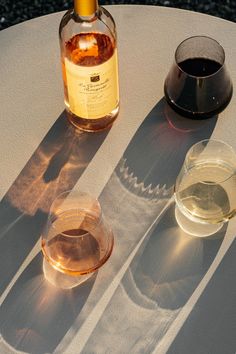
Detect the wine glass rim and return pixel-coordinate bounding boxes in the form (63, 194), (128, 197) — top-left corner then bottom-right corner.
(50, 208), (103, 237)
(175, 35), (226, 79)
(184, 138), (236, 184)
(187, 138), (235, 153)
(48, 189), (102, 237)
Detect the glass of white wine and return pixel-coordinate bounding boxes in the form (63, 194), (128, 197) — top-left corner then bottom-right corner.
(175, 139), (236, 237)
(41, 190), (114, 288)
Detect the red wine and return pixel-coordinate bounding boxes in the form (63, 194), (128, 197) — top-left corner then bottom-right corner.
(164, 56), (232, 119)
(164, 36), (233, 119)
(178, 58), (222, 77)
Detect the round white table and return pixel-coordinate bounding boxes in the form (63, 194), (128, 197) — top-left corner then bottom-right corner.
(0, 6), (236, 354)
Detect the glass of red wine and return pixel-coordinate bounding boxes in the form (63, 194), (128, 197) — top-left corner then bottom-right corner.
(164, 36), (233, 119)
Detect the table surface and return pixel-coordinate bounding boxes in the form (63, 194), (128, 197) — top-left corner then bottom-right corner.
(0, 5), (236, 354)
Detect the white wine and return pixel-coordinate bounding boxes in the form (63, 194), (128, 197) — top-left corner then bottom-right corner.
(175, 161), (236, 224)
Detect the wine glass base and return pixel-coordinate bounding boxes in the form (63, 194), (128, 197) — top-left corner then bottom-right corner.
(43, 258), (94, 289)
(164, 88), (233, 120)
(175, 206), (223, 237)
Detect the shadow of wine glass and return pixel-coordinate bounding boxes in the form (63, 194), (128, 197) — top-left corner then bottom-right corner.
(120, 98), (218, 190)
(99, 97), (218, 267)
(166, 236), (236, 354)
(126, 203), (226, 311)
(0, 252), (96, 354)
(118, 204), (226, 353)
(80, 203), (226, 354)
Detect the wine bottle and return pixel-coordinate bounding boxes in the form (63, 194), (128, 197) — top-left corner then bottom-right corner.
(59, 0), (120, 132)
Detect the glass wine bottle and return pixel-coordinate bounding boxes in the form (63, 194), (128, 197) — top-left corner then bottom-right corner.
(59, 0), (120, 132)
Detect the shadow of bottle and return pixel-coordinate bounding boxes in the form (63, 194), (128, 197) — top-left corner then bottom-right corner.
(0, 110), (110, 297)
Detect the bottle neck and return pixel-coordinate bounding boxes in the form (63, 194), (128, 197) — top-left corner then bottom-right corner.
(74, 0), (98, 17)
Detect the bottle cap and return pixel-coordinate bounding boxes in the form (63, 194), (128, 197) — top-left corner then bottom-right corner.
(74, 0), (98, 17)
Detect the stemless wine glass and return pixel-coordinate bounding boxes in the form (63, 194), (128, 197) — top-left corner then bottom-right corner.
(164, 36), (233, 119)
(175, 139), (236, 237)
(41, 190), (114, 288)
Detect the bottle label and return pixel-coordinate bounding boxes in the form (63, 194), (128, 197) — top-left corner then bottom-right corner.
(65, 50), (119, 119)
